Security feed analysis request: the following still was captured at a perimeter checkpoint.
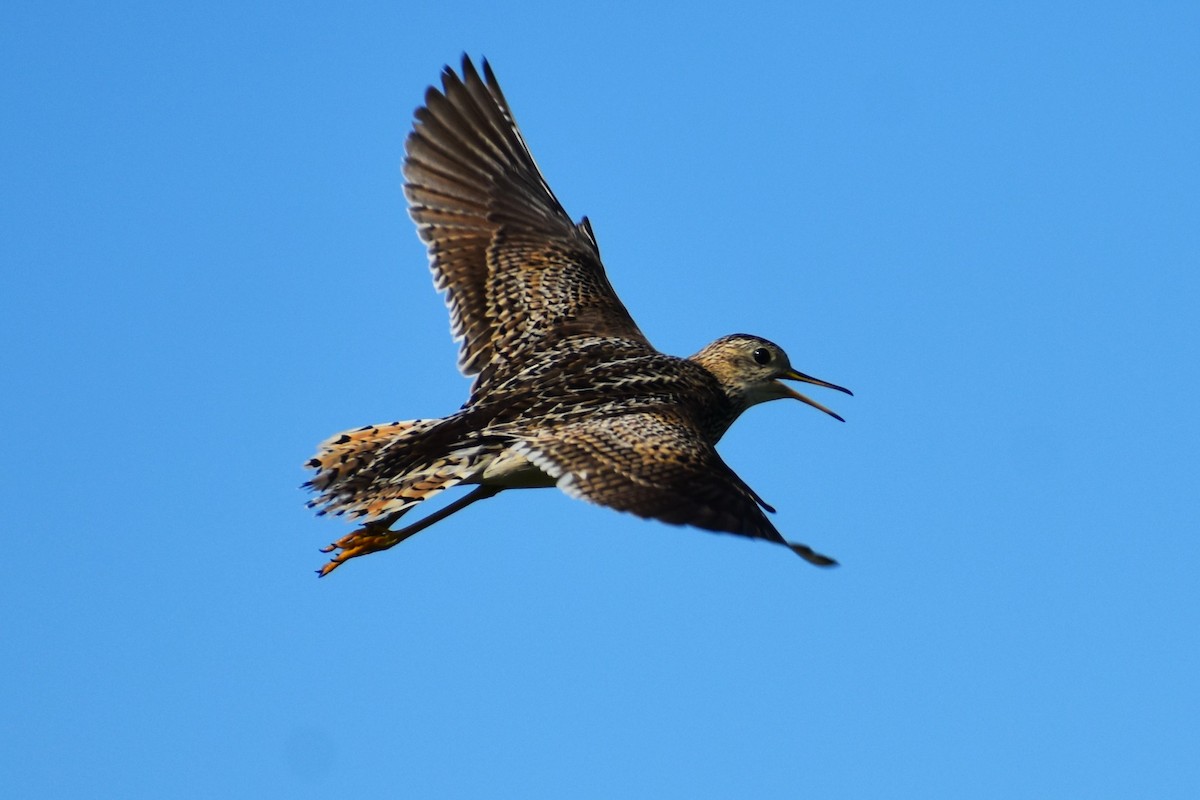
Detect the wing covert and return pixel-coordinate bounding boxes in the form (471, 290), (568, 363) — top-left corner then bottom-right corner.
(514, 411), (837, 566)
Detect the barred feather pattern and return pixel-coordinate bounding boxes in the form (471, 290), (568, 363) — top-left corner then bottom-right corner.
(304, 419), (491, 521)
(403, 57), (651, 389)
(511, 410), (784, 542)
(305, 57), (848, 571)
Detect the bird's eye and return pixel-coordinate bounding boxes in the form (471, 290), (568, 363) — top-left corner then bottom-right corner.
(752, 347), (771, 365)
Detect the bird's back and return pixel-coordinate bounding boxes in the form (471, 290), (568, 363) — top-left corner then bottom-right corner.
(463, 338), (737, 444)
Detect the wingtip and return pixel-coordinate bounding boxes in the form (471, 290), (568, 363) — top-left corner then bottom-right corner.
(458, 52), (479, 81)
(789, 543), (839, 567)
(449, 53), (494, 88)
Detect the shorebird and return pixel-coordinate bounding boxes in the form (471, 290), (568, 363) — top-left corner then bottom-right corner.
(306, 56), (851, 577)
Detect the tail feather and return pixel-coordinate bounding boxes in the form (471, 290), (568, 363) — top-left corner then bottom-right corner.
(304, 418), (482, 521)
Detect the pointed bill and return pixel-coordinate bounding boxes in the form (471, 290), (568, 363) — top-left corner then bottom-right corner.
(777, 368), (852, 422)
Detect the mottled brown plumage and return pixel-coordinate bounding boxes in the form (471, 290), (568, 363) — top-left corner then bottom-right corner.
(306, 57), (851, 576)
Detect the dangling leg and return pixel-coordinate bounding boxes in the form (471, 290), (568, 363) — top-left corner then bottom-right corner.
(317, 485), (503, 577)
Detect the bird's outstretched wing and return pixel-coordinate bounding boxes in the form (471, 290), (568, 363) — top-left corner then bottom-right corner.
(404, 56), (652, 388)
(514, 411), (837, 566)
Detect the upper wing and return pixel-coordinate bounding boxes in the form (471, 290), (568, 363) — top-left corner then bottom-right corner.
(514, 411), (837, 566)
(403, 56), (652, 386)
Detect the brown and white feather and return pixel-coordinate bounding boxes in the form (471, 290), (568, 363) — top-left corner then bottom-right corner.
(404, 58), (651, 387)
(306, 57), (844, 572)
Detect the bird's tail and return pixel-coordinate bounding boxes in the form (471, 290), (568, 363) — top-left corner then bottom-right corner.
(303, 418), (480, 521)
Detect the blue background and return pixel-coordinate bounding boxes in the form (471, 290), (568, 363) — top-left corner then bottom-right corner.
(4, 1), (1198, 797)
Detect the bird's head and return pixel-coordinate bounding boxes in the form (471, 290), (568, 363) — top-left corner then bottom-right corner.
(690, 334), (852, 421)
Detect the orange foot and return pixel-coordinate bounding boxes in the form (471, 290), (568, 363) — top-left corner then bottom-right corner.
(317, 514), (404, 577)
(315, 486), (502, 578)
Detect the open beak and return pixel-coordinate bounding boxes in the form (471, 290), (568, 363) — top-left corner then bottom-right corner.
(777, 369), (853, 422)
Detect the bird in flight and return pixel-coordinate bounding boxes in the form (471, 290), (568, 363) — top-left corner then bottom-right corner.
(306, 56), (852, 577)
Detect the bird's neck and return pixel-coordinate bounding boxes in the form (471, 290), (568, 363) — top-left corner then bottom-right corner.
(685, 362), (753, 445)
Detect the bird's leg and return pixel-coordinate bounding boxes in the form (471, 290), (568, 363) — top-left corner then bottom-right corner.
(317, 485), (503, 577)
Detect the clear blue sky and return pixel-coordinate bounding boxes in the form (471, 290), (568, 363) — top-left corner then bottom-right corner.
(4, 2), (1198, 797)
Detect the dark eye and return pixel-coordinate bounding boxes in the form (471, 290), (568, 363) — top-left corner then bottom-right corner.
(752, 347), (771, 365)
